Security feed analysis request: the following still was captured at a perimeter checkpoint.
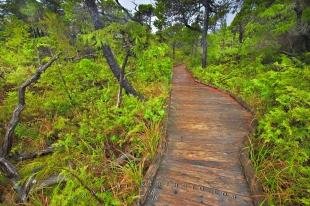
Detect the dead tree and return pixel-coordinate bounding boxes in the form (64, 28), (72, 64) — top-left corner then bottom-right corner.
(10, 146), (54, 161)
(0, 56), (59, 157)
(0, 56), (59, 203)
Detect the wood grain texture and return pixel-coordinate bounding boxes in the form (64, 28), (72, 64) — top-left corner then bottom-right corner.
(142, 65), (255, 206)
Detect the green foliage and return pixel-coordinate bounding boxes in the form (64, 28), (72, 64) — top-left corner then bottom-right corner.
(137, 43), (172, 82)
(158, 25), (200, 64)
(20, 0), (40, 18)
(0, 17), (35, 67)
(0, 3), (172, 205)
(50, 168), (121, 206)
(3, 0), (308, 205)
(302, 7), (310, 22)
(143, 97), (166, 122)
(41, 12), (76, 55)
(80, 21), (150, 53)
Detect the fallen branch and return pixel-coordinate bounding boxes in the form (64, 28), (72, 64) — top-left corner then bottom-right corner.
(18, 174), (37, 203)
(35, 174), (66, 190)
(116, 153), (140, 166)
(11, 146), (53, 161)
(16, 173), (65, 203)
(115, 149), (140, 166)
(17, 174), (65, 203)
(0, 55), (59, 203)
(0, 56), (59, 157)
(0, 157), (19, 178)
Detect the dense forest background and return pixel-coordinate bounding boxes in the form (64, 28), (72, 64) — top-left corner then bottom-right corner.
(0, 0), (309, 205)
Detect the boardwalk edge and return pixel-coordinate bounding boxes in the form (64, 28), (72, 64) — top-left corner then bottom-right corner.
(135, 65), (174, 206)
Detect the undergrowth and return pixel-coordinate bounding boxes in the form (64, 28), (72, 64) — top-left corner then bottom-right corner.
(0, 17), (172, 205)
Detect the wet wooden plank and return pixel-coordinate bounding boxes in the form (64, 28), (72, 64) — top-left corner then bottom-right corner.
(142, 65), (254, 206)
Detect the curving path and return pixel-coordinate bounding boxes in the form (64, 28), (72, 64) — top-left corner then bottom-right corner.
(143, 65), (254, 206)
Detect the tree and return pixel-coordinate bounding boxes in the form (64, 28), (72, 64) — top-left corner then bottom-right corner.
(84, 0), (144, 99)
(155, 0), (237, 68)
(159, 24), (200, 61)
(231, 0), (310, 55)
(134, 4), (154, 28)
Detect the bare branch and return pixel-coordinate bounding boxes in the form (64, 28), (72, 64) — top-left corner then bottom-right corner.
(116, 152), (140, 165)
(17, 174), (66, 203)
(36, 174), (66, 190)
(0, 157), (19, 178)
(11, 146), (53, 161)
(131, 1), (139, 13)
(18, 174), (37, 203)
(0, 55), (59, 204)
(17, 172), (65, 203)
(0, 56), (59, 157)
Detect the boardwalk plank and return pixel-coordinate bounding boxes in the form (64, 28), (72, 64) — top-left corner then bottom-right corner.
(143, 65), (254, 206)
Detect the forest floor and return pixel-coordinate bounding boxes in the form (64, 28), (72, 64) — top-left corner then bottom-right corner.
(142, 65), (255, 205)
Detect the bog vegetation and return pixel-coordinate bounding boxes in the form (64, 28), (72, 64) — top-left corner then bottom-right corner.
(184, 1), (309, 205)
(0, 0), (309, 205)
(0, 1), (172, 205)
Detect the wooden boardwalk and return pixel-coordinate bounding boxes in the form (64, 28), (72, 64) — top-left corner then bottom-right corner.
(142, 65), (254, 206)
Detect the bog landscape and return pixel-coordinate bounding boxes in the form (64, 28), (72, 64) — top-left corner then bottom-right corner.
(0, 0), (309, 205)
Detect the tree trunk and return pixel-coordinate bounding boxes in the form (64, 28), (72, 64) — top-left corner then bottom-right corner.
(238, 23), (244, 44)
(117, 53), (130, 107)
(172, 41), (176, 60)
(102, 45), (143, 99)
(84, 0), (143, 100)
(84, 0), (104, 29)
(149, 15), (152, 28)
(201, 6), (209, 68)
(294, 0), (303, 27)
